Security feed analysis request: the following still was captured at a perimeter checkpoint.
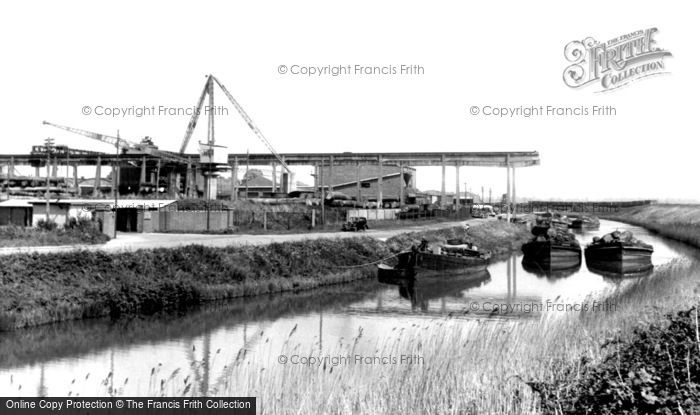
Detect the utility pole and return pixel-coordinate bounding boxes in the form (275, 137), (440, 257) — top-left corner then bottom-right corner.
(245, 150), (250, 199)
(113, 131), (119, 239)
(320, 159), (325, 225)
(44, 138), (54, 223)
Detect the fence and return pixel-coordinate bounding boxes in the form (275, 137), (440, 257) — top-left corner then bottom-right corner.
(346, 209), (401, 221)
(143, 206), (473, 233)
(523, 200), (653, 213)
(149, 210), (311, 232)
(348, 207), (471, 224)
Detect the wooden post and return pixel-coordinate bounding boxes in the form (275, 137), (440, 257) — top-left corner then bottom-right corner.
(155, 159), (161, 195)
(313, 163), (319, 198)
(512, 255), (517, 298)
(140, 156), (147, 190)
(93, 156), (101, 197)
(111, 162), (118, 197)
(263, 211), (267, 230)
(512, 166), (517, 216)
(245, 153), (250, 199)
(454, 164), (460, 211)
(506, 154), (511, 222)
(231, 157), (238, 201)
(507, 254), (512, 302)
(185, 157), (192, 198)
(398, 162), (404, 208)
(311, 209), (316, 228)
(73, 164), (79, 194)
(329, 155), (334, 194)
(319, 159), (325, 224)
(272, 162), (277, 193)
(377, 155), (383, 208)
(440, 155), (446, 208)
(356, 161), (362, 205)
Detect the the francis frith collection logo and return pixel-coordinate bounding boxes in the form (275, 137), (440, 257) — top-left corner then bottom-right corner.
(563, 28), (672, 92)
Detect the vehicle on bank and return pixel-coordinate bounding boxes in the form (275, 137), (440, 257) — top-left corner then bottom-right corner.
(341, 216), (368, 232)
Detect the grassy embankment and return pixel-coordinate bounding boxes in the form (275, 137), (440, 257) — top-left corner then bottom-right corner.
(0, 219), (109, 248)
(0, 220), (530, 331)
(603, 203), (700, 248)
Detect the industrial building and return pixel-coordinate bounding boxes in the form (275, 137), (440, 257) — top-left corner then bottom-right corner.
(0, 75), (541, 233)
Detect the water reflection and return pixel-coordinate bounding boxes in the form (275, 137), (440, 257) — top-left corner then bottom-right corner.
(382, 270), (492, 312)
(0, 220), (697, 397)
(521, 259), (582, 280)
(586, 260), (654, 280)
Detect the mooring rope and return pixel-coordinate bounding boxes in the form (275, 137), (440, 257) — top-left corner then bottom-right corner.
(333, 252), (403, 269)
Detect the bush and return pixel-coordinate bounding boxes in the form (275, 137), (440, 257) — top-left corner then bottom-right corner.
(0, 217), (109, 247)
(36, 219), (58, 231)
(532, 306), (700, 414)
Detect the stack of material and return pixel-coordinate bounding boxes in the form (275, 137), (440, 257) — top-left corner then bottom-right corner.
(442, 243), (489, 258)
(591, 230), (652, 248)
(530, 224), (580, 247)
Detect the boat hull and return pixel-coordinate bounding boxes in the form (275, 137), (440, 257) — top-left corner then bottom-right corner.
(522, 258), (581, 278)
(584, 244), (653, 261)
(522, 240), (582, 268)
(585, 243), (653, 275)
(377, 263), (415, 282)
(569, 219), (584, 229)
(415, 252), (489, 275)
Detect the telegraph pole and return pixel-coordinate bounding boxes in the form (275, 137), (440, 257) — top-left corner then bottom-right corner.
(44, 138), (54, 223)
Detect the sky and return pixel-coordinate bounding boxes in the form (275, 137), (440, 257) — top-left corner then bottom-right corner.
(1, 1), (698, 201)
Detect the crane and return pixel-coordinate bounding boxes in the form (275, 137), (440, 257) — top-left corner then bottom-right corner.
(179, 75), (292, 175)
(42, 121), (192, 165)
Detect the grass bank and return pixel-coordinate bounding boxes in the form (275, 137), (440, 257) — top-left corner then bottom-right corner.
(0, 219), (109, 248)
(0, 220), (527, 331)
(603, 203), (700, 248)
(0, 238), (391, 331)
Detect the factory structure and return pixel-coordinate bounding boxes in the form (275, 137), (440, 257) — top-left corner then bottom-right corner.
(0, 75), (540, 233)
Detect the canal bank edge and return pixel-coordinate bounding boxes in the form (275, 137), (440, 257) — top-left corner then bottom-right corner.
(0, 220), (531, 331)
(600, 204), (700, 249)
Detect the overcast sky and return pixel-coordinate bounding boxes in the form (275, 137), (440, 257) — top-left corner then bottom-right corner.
(1, 1), (697, 202)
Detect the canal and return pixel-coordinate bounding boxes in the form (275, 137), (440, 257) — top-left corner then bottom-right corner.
(1, 220), (698, 397)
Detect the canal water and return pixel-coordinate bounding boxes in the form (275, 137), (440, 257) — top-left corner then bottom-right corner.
(0, 220), (697, 397)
